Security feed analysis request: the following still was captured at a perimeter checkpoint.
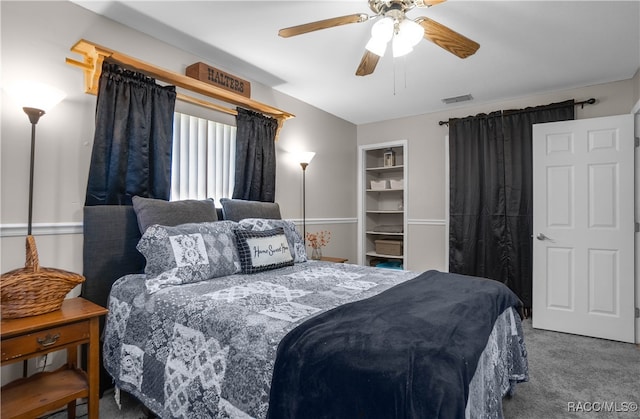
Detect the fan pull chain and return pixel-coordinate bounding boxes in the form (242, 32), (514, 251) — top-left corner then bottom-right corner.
(392, 56), (408, 96)
(393, 58), (397, 96)
(403, 56), (408, 90)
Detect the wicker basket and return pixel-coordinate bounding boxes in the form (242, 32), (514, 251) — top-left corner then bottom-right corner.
(1, 235), (85, 319)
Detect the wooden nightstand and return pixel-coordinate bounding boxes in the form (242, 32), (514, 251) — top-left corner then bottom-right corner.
(1, 297), (108, 419)
(320, 256), (348, 263)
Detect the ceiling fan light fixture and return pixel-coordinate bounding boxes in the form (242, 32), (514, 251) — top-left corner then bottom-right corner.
(278, 0), (480, 77)
(371, 16), (394, 41)
(365, 36), (388, 57)
(392, 33), (413, 57)
(399, 19), (424, 47)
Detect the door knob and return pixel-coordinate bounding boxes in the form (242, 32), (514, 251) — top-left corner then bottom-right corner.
(537, 233), (554, 242)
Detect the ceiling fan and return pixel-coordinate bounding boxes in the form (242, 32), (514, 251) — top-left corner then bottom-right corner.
(278, 0), (479, 76)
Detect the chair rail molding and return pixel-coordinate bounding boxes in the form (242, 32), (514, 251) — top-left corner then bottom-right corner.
(289, 217), (357, 226)
(407, 219), (446, 226)
(0, 222), (83, 237)
(0, 219), (357, 237)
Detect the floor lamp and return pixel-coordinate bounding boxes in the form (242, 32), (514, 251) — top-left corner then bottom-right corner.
(297, 152), (315, 245)
(5, 81), (66, 237)
(0, 82), (83, 322)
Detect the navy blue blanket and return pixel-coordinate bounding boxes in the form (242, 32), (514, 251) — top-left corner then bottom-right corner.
(267, 270), (521, 419)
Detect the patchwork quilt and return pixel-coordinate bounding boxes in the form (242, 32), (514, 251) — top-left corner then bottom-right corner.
(103, 262), (527, 418)
(104, 262), (418, 418)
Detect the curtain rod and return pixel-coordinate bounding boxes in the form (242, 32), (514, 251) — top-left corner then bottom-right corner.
(437, 98), (597, 126)
(66, 39), (295, 139)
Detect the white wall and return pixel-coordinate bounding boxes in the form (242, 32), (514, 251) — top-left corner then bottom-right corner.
(358, 76), (639, 272)
(633, 69), (640, 344)
(2, 1), (638, 385)
(634, 103), (640, 344)
(0, 0), (358, 269)
(359, 71), (640, 343)
(0, 0), (357, 384)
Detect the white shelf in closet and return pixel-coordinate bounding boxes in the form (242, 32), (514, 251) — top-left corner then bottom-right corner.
(365, 251), (404, 260)
(357, 141), (408, 269)
(366, 165), (404, 172)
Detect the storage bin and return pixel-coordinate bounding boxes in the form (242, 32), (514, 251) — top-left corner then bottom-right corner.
(389, 179), (403, 189)
(370, 179), (388, 190)
(375, 239), (403, 256)
(376, 261), (403, 270)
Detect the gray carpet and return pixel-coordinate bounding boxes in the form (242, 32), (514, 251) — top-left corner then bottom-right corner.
(45, 319), (640, 418)
(502, 319), (640, 419)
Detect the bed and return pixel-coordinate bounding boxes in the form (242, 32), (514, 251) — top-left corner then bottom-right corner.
(82, 198), (528, 419)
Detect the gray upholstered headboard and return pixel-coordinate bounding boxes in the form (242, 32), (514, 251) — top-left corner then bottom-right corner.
(81, 204), (224, 392)
(81, 206), (145, 309)
(81, 205), (147, 393)
(81, 199), (279, 393)
(81, 200), (279, 308)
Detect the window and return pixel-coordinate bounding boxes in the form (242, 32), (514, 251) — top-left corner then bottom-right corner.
(170, 112), (236, 206)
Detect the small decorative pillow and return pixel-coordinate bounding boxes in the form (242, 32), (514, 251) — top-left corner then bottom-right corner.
(132, 196), (218, 234)
(239, 218), (307, 263)
(235, 227), (294, 274)
(137, 221), (240, 289)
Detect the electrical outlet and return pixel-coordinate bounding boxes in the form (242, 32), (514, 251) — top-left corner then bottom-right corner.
(36, 355), (52, 369)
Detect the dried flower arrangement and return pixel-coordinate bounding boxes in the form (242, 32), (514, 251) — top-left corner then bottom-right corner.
(305, 230), (331, 260)
(305, 230), (331, 249)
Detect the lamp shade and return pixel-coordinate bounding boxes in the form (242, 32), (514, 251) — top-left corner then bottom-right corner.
(365, 36), (388, 57)
(4, 81), (66, 113)
(399, 19), (424, 47)
(371, 17), (394, 42)
(296, 151), (316, 165)
(392, 35), (414, 57)
(392, 19), (424, 57)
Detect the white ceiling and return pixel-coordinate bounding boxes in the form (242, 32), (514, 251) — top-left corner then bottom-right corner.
(74, 1), (640, 125)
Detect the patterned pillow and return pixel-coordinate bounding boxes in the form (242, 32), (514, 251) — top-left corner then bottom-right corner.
(137, 221), (240, 289)
(235, 228), (294, 274)
(239, 218), (307, 263)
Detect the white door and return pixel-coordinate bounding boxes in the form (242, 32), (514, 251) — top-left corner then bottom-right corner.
(532, 114), (635, 343)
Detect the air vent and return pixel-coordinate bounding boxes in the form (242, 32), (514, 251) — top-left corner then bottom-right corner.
(441, 94), (473, 104)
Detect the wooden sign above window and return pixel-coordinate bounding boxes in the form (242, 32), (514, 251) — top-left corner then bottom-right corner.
(186, 62), (251, 98)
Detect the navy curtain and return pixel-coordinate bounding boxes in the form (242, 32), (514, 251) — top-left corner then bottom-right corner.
(232, 108), (277, 202)
(85, 62), (176, 206)
(448, 100), (575, 309)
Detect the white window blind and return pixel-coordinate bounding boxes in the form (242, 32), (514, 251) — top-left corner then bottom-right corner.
(170, 112), (236, 205)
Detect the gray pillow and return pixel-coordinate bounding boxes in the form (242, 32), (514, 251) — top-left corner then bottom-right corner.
(239, 218), (307, 263)
(137, 220), (240, 293)
(220, 198), (281, 222)
(234, 227), (294, 274)
(132, 196), (218, 233)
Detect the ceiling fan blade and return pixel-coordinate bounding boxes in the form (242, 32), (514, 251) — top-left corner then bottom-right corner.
(416, 0), (447, 7)
(355, 50), (380, 77)
(279, 13), (369, 38)
(416, 17), (480, 59)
